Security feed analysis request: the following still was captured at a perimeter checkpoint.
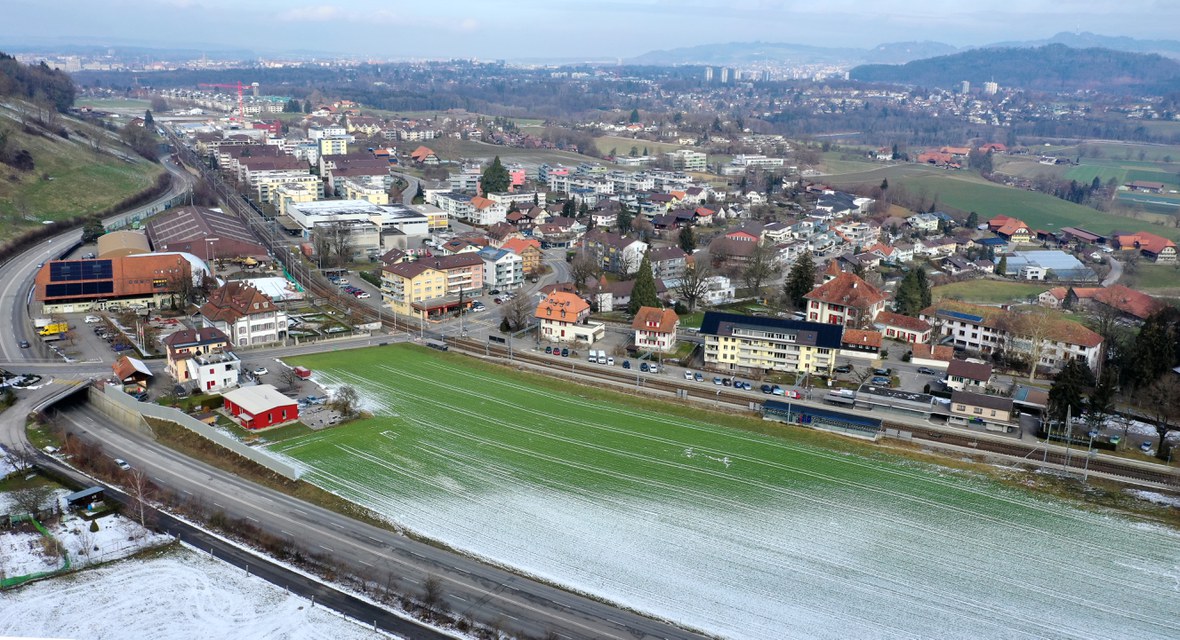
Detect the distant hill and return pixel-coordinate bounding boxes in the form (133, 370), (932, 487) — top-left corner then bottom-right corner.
(989, 31), (1180, 59)
(849, 44), (1180, 93)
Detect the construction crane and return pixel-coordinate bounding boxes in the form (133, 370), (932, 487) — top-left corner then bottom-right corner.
(198, 81), (250, 121)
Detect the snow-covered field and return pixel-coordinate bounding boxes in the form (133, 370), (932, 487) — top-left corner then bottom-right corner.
(277, 349), (1180, 640)
(0, 547), (389, 640)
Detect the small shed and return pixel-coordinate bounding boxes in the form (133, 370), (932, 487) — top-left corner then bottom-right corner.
(222, 384), (299, 430)
(112, 355), (153, 393)
(64, 486), (106, 511)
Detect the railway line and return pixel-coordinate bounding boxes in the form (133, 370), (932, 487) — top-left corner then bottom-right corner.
(447, 337), (1180, 488)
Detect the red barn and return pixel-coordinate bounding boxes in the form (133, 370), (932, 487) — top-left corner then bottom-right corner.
(222, 384), (299, 430)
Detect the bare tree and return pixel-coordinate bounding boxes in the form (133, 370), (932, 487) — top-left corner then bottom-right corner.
(568, 251), (601, 293)
(2, 445), (38, 475)
(1004, 309), (1057, 381)
(124, 470), (156, 532)
(1135, 375), (1180, 460)
(742, 239), (780, 295)
(422, 574), (446, 614)
(329, 385), (361, 419)
(11, 484), (55, 516)
(501, 294), (533, 332)
(278, 367), (303, 391)
(676, 261), (713, 313)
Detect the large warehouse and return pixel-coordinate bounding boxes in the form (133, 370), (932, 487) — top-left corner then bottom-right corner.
(34, 254), (193, 314)
(144, 206), (269, 261)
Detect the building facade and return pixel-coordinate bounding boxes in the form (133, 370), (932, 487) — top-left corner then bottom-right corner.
(700, 311), (843, 375)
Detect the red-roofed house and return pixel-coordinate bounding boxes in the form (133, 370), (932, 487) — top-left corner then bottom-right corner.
(804, 272), (889, 327)
(874, 311), (933, 344)
(840, 329), (882, 359)
(500, 238), (543, 274)
(198, 281), (287, 347)
(535, 291), (604, 344)
(631, 306), (680, 353)
(409, 146), (438, 165)
(1113, 231), (1177, 263)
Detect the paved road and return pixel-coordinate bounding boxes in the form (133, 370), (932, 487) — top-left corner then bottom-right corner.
(1102, 256), (1123, 287)
(55, 399), (706, 640)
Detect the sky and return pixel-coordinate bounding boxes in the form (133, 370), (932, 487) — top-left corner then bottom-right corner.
(4, 0), (1180, 60)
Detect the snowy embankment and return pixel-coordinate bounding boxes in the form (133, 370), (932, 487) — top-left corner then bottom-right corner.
(0, 547), (390, 640)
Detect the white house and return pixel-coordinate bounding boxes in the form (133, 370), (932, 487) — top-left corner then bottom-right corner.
(479, 247), (524, 292)
(631, 306), (680, 353)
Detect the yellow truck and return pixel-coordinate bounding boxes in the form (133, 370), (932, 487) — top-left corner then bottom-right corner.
(36, 321), (69, 336)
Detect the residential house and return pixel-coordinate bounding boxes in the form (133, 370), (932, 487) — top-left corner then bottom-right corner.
(920, 300), (1103, 374)
(648, 245), (690, 281)
(949, 390), (1016, 433)
(581, 230), (648, 275)
(1039, 285), (1164, 321)
(1112, 231), (1177, 263)
(804, 272), (889, 328)
(942, 254), (976, 276)
(163, 327), (241, 393)
(500, 238), (543, 275)
(988, 216), (1032, 244)
(410, 146), (438, 166)
(479, 247), (524, 292)
(840, 329), (882, 360)
(874, 311), (933, 344)
(908, 213), (940, 232)
(197, 281), (287, 348)
(700, 311), (843, 375)
(945, 359), (993, 392)
(222, 384), (299, 430)
(631, 306), (680, 353)
(535, 291), (604, 344)
(381, 260), (448, 318)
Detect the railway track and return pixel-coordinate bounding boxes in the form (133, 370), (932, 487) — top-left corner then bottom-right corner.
(448, 337), (1180, 487)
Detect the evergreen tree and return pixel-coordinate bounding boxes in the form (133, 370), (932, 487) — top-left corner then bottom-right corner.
(915, 266), (932, 310)
(302, 100), (312, 113)
(616, 206), (634, 234)
(628, 253), (660, 315)
(578, 201), (589, 216)
(481, 156), (510, 194)
(1129, 310), (1179, 389)
(562, 199), (575, 217)
(966, 211), (979, 228)
(783, 250), (817, 309)
(629, 108), (640, 123)
(880, 178), (889, 191)
(894, 267), (932, 316)
(996, 255), (1007, 276)
(1047, 359), (1095, 423)
(678, 226), (697, 253)
(144, 109), (154, 126)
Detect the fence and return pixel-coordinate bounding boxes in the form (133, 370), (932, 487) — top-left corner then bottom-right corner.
(0, 517), (70, 590)
(88, 385), (299, 480)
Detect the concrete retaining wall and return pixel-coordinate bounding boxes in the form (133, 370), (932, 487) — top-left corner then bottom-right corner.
(89, 385), (299, 480)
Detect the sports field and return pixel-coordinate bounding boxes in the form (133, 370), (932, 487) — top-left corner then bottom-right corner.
(275, 345), (1180, 640)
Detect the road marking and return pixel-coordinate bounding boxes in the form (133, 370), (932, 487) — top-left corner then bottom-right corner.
(246, 516), (259, 523)
(319, 545), (334, 553)
(366, 535), (382, 543)
(503, 614), (519, 621)
(358, 560), (373, 567)
(213, 502), (224, 509)
(451, 595), (466, 602)
(280, 530), (293, 537)
(292, 508), (308, 516)
(403, 578), (419, 584)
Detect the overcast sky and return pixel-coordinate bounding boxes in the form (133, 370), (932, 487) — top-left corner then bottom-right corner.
(5, 0), (1180, 59)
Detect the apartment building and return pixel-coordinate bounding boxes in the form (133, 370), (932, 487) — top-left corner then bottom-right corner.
(700, 311), (843, 376)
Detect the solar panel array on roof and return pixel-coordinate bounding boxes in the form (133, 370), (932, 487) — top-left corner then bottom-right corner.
(49, 260), (113, 282)
(46, 281), (114, 297)
(939, 309), (984, 323)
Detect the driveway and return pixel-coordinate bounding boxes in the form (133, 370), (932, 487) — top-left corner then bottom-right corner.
(1102, 257), (1122, 287)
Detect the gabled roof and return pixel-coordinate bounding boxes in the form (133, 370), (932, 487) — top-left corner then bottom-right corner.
(199, 281), (277, 325)
(112, 355), (152, 381)
(631, 306), (679, 334)
(874, 311), (931, 333)
(947, 359), (993, 382)
(222, 384), (296, 415)
(951, 390), (1013, 413)
(841, 329), (882, 349)
(163, 327), (229, 349)
(535, 291), (590, 320)
(805, 272), (887, 309)
(500, 238), (542, 254)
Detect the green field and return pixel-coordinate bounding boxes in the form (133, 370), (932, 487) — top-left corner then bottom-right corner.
(450, 139), (600, 168)
(933, 279), (1048, 304)
(829, 164), (1180, 240)
(0, 103), (164, 242)
(271, 344), (1180, 640)
(593, 135), (685, 157)
(1122, 262), (1180, 293)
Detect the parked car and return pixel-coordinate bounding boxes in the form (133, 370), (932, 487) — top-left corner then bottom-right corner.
(771, 386), (785, 396)
(493, 298), (503, 304)
(873, 368), (892, 376)
(761, 384), (774, 394)
(786, 390), (803, 399)
(84, 315), (101, 323)
(917, 366), (938, 375)
(355, 292), (371, 299)
(640, 362), (650, 372)
(253, 367), (269, 376)
(18, 339), (29, 349)
(713, 376), (723, 385)
(623, 360), (631, 369)
(545, 345), (553, 354)
(870, 376), (891, 386)
(722, 377), (732, 387)
(834, 364), (852, 374)
(489, 288), (501, 295)
(694, 372), (704, 382)
(561, 348), (569, 357)
(607, 357), (615, 366)
(684, 370), (693, 380)
(113, 458), (131, 471)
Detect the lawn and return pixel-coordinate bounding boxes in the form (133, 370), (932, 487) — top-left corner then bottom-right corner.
(271, 344), (1180, 640)
(829, 165), (1180, 240)
(1122, 262), (1180, 294)
(933, 279), (1048, 304)
(451, 139), (601, 169)
(593, 135), (685, 157)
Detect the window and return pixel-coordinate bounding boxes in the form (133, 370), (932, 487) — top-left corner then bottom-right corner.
(973, 407), (982, 415)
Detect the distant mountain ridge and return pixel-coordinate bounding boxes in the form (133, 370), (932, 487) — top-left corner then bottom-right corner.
(627, 31), (1180, 67)
(849, 44), (1180, 93)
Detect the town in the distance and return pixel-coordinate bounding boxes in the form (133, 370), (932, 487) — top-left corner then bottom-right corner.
(1, 20), (1179, 640)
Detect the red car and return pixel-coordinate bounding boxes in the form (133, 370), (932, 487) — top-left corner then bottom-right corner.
(493, 297), (503, 304)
